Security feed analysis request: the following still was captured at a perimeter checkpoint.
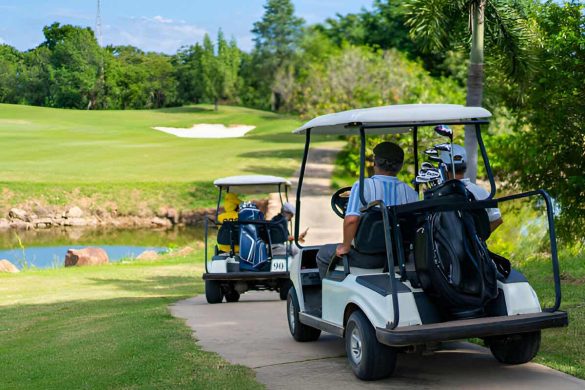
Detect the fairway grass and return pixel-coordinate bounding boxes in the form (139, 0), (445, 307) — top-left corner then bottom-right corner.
(0, 255), (262, 389)
(0, 103), (327, 214)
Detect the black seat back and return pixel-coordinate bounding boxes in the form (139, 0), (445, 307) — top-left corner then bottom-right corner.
(217, 221), (239, 247)
(268, 214), (289, 244)
(353, 208), (386, 255)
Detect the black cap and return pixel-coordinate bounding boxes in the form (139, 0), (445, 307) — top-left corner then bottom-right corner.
(373, 142), (404, 163)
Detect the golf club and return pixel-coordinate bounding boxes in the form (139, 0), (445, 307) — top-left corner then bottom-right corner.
(434, 124), (455, 178)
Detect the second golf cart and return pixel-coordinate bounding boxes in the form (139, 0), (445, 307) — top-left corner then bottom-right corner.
(286, 104), (568, 380)
(203, 175), (294, 303)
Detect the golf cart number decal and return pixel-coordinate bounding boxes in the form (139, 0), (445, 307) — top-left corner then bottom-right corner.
(271, 259), (286, 272)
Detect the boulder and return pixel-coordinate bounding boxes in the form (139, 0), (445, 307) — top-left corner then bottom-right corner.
(10, 221), (30, 230)
(64, 248), (109, 267)
(0, 218), (10, 229)
(65, 206), (84, 219)
(151, 217), (172, 228)
(34, 218), (53, 229)
(33, 205), (50, 218)
(136, 250), (159, 261)
(9, 208), (28, 221)
(0, 259), (19, 273)
(63, 218), (88, 227)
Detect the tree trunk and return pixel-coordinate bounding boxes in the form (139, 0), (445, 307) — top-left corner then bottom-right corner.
(464, 0), (485, 183)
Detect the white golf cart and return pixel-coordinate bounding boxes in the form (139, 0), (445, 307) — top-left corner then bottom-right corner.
(286, 104), (568, 380)
(203, 175), (294, 303)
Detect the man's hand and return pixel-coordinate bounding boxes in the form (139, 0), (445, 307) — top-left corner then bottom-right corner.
(336, 243), (350, 257)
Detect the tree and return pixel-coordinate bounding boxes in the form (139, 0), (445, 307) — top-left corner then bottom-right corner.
(492, 1), (585, 240)
(405, 0), (534, 182)
(41, 23), (103, 109)
(251, 0), (304, 111)
(0, 45), (22, 103)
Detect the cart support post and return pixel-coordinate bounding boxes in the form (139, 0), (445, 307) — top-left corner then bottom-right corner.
(413, 126), (419, 193)
(475, 123), (496, 199)
(359, 126), (367, 207)
(379, 201), (399, 329)
(295, 130), (311, 248)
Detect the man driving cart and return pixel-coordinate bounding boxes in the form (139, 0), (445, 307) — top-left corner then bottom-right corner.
(315, 141), (418, 278)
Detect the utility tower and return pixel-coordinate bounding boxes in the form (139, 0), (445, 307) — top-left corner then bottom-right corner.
(95, 0), (103, 46)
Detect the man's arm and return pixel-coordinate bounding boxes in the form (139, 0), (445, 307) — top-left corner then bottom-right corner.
(336, 215), (359, 256)
(490, 217), (503, 232)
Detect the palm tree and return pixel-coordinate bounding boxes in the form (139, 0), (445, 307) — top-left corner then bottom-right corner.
(406, 0), (533, 182)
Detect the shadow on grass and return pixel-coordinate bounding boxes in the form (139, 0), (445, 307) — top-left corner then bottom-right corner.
(87, 275), (202, 296)
(155, 106), (213, 114)
(238, 149), (301, 160)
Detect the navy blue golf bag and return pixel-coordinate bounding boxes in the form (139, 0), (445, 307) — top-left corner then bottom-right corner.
(238, 203), (269, 271)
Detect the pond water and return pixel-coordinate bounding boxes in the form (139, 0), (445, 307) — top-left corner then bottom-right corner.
(0, 227), (203, 270)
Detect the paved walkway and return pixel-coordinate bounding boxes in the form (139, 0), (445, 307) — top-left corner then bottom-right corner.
(170, 146), (583, 389)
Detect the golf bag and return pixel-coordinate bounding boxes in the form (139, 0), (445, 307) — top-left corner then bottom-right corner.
(238, 203), (269, 272)
(414, 180), (498, 319)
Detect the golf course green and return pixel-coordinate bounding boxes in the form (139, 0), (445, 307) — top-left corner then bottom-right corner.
(0, 103), (317, 214)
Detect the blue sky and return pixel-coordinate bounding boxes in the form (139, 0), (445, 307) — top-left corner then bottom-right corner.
(0, 0), (373, 53)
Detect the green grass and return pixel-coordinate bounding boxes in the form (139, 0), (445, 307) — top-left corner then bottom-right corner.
(0, 254), (262, 389)
(0, 103), (327, 214)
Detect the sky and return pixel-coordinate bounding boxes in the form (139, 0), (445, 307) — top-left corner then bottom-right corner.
(0, 0), (373, 53)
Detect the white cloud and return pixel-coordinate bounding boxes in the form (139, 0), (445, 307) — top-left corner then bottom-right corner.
(0, 37), (4, 45)
(104, 15), (207, 54)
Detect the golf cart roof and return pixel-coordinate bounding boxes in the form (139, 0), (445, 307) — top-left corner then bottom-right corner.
(293, 104), (492, 135)
(214, 175), (291, 192)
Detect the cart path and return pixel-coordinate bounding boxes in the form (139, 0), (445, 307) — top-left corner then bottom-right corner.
(170, 146), (583, 388)
(170, 294), (584, 389)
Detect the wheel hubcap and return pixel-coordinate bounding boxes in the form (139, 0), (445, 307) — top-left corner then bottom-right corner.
(350, 328), (362, 365)
(288, 300), (295, 331)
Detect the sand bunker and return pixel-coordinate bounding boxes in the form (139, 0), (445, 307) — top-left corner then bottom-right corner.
(153, 123), (255, 138)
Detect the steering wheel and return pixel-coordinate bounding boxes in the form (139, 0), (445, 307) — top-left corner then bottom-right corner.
(331, 186), (352, 218)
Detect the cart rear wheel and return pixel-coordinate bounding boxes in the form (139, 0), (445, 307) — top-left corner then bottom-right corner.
(279, 279), (292, 301)
(225, 289), (240, 302)
(287, 286), (321, 342)
(205, 280), (223, 304)
(345, 311), (397, 380)
(487, 331), (541, 364)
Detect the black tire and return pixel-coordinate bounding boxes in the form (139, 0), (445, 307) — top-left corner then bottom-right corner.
(225, 289), (240, 302)
(279, 279), (292, 301)
(287, 287), (321, 342)
(345, 311), (397, 381)
(205, 280), (223, 304)
(487, 331), (541, 364)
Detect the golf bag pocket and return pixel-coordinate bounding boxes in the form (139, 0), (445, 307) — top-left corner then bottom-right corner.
(238, 204), (269, 272)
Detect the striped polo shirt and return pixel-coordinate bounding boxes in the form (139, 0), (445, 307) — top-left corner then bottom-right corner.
(345, 175), (419, 217)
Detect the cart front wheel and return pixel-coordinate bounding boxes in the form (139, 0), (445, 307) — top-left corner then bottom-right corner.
(345, 311), (397, 380)
(487, 331), (541, 364)
(205, 280), (223, 304)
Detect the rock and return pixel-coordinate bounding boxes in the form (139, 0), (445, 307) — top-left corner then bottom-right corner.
(9, 221), (30, 230)
(0, 218), (10, 229)
(9, 208), (28, 221)
(136, 250), (159, 261)
(64, 248), (109, 267)
(33, 205), (50, 218)
(34, 218), (53, 229)
(175, 246), (194, 257)
(65, 206), (84, 219)
(0, 259), (19, 273)
(166, 208), (179, 224)
(151, 217), (172, 228)
(64, 218), (87, 227)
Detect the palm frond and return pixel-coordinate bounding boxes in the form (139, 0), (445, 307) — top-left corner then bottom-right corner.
(485, 0), (537, 81)
(405, 0), (468, 52)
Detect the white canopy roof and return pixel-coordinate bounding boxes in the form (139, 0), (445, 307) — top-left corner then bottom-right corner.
(293, 104), (491, 135)
(214, 175), (291, 192)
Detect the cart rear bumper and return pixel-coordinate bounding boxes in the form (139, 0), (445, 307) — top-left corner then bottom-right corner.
(376, 311), (568, 347)
(203, 272), (289, 281)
